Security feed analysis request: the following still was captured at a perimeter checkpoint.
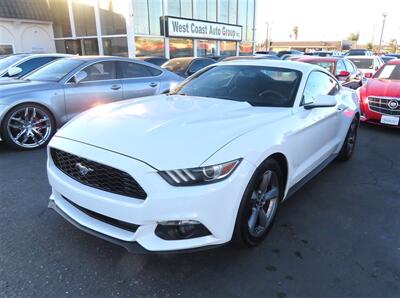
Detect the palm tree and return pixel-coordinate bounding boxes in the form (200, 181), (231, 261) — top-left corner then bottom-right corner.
(347, 32), (360, 47)
(292, 26), (299, 40)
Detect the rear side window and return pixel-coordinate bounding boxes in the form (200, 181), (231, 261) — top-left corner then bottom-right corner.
(335, 60), (346, 75)
(81, 61), (116, 82)
(189, 59), (214, 73)
(343, 60), (355, 72)
(118, 62), (161, 78)
(303, 71), (339, 105)
(4, 57), (57, 77)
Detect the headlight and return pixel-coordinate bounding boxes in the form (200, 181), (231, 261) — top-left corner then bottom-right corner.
(159, 159), (242, 186)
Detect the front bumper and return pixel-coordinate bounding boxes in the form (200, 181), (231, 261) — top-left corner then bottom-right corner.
(47, 136), (255, 252)
(360, 101), (400, 128)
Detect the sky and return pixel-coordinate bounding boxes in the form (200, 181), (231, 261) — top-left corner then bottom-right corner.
(255, 0), (400, 45)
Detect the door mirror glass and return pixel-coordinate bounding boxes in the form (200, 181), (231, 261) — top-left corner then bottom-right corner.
(7, 66), (22, 77)
(304, 94), (337, 110)
(337, 70), (350, 77)
(73, 70), (88, 84)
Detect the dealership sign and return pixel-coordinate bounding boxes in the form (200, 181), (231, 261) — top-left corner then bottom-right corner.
(164, 17), (242, 41)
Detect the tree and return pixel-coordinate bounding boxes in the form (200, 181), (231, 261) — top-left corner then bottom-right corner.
(387, 39), (398, 53)
(366, 42), (373, 51)
(347, 32), (360, 47)
(292, 26), (299, 40)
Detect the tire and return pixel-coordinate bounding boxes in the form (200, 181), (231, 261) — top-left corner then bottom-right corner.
(232, 158), (283, 247)
(337, 117), (359, 161)
(1, 103), (56, 150)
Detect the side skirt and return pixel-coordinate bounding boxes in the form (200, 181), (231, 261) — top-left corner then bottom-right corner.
(285, 153), (338, 200)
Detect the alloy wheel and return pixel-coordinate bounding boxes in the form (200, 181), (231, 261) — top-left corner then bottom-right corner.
(247, 170), (279, 238)
(6, 107), (52, 149)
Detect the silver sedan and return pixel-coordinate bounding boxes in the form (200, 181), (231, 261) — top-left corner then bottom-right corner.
(0, 56), (183, 150)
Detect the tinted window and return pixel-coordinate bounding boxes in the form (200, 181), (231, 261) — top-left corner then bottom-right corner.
(171, 65), (302, 107)
(0, 55), (28, 71)
(81, 61), (116, 82)
(374, 64), (400, 80)
(343, 60), (355, 72)
(189, 59), (214, 73)
(347, 58), (373, 69)
(4, 57), (57, 78)
(303, 71), (339, 105)
(335, 60), (346, 75)
(118, 62), (161, 78)
(26, 59), (84, 82)
(307, 61), (335, 73)
(162, 58), (192, 73)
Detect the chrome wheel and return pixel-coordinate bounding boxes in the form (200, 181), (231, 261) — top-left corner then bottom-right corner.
(6, 107), (52, 149)
(247, 170), (279, 238)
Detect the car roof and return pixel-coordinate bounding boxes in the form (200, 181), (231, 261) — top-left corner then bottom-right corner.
(346, 55), (375, 59)
(216, 59), (321, 74)
(387, 59), (400, 65)
(296, 56), (341, 63)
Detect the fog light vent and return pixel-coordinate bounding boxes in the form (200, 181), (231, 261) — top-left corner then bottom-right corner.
(155, 220), (211, 240)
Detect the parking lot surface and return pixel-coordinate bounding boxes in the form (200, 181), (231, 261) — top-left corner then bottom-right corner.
(1, 124), (399, 298)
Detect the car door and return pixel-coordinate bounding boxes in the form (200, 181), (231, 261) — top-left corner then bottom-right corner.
(289, 71), (342, 184)
(335, 59), (350, 87)
(343, 59), (362, 89)
(117, 61), (161, 99)
(64, 60), (123, 120)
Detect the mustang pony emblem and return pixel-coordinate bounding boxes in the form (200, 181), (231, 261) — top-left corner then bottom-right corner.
(75, 163), (94, 176)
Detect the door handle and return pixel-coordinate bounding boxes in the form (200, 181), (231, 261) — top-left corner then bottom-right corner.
(149, 82), (158, 87)
(110, 84), (121, 90)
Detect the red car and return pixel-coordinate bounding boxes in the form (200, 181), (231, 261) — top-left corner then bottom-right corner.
(294, 56), (363, 89)
(359, 59), (400, 127)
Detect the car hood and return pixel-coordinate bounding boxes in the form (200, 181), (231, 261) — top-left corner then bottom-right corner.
(56, 95), (291, 169)
(364, 79), (400, 98)
(0, 80), (58, 97)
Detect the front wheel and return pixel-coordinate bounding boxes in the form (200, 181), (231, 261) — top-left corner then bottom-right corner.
(1, 104), (55, 150)
(337, 117), (359, 161)
(233, 159), (282, 247)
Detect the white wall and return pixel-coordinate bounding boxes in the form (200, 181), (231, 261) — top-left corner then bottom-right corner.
(0, 18), (56, 53)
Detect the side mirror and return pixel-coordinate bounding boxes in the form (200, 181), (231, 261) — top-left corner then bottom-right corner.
(73, 70), (87, 84)
(375, 66), (379, 71)
(7, 66), (22, 77)
(337, 70), (350, 77)
(304, 95), (337, 110)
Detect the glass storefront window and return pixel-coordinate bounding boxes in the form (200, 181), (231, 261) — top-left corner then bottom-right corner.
(229, 0), (237, 24)
(169, 38), (193, 58)
(103, 37), (128, 57)
(168, 1), (180, 17)
(219, 0), (229, 23)
(194, 0), (207, 20)
(237, 0), (247, 40)
(246, 0), (254, 41)
(207, 0), (217, 21)
(0, 44), (14, 55)
(135, 37), (165, 57)
(83, 39), (99, 55)
(197, 40), (217, 57)
(220, 41), (236, 56)
(99, 0), (127, 35)
(133, 0), (149, 34)
(181, 0), (193, 18)
(73, 1), (97, 36)
(49, 0), (72, 38)
(239, 42), (252, 55)
(148, 0), (163, 35)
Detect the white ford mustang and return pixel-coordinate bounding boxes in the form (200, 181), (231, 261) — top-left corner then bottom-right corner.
(47, 60), (360, 252)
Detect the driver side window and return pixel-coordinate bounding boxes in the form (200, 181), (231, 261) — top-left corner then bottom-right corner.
(302, 71), (339, 105)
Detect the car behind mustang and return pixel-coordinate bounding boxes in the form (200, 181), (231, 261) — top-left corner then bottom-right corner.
(47, 60), (360, 252)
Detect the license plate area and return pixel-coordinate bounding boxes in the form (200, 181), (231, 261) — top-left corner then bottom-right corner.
(380, 115), (400, 126)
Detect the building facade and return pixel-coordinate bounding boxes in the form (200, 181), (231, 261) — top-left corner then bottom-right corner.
(0, 0), (56, 54)
(50, 0), (256, 58)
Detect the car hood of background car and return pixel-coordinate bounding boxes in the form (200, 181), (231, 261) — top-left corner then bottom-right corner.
(0, 80), (59, 97)
(364, 79), (400, 98)
(56, 95), (291, 170)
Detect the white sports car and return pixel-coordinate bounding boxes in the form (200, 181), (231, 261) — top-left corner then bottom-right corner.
(47, 60), (360, 252)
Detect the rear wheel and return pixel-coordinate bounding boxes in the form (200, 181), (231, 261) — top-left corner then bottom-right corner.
(233, 159), (282, 247)
(337, 117), (359, 161)
(1, 104), (55, 150)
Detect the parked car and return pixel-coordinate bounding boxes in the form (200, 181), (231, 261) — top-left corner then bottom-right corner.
(0, 56), (183, 150)
(345, 49), (373, 56)
(276, 50), (303, 57)
(346, 56), (384, 79)
(161, 57), (215, 78)
(135, 56), (168, 66)
(47, 60), (359, 252)
(312, 51), (342, 57)
(385, 53), (400, 59)
(0, 53), (70, 82)
(358, 59), (400, 127)
(295, 56), (363, 89)
(222, 55), (280, 61)
(0, 54), (30, 73)
(281, 54), (304, 60)
(207, 55), (230, 62)
(256, 51), (277, 55)
(381, 55), (397, 64)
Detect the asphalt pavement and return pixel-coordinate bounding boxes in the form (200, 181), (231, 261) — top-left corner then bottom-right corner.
(0, 124), (399, 298)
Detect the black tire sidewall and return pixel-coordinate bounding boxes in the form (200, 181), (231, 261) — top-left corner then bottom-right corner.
(1, 104), (56, 150)
(233, 158), (283, 247)
(338, 117), (359, 161)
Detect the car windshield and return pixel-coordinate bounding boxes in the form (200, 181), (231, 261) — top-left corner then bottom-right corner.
(347, 58), (373, 69)
(26, 59), (84, 81)
(170, 65), (302, 107)
(307, 61), (335, 73)
(0, 55), (28, 71)
(162, 58), (192, 73)
(373, 64), (400, 80)
(346, 50), (367, 56)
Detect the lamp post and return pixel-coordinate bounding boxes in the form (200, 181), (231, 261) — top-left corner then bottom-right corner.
(378, 12), (387, 54)
(265, 22), (273, 52)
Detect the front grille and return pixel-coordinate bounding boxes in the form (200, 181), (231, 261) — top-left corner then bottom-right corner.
(368, 97), (400, 116)
(51, 148), (147, 199)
